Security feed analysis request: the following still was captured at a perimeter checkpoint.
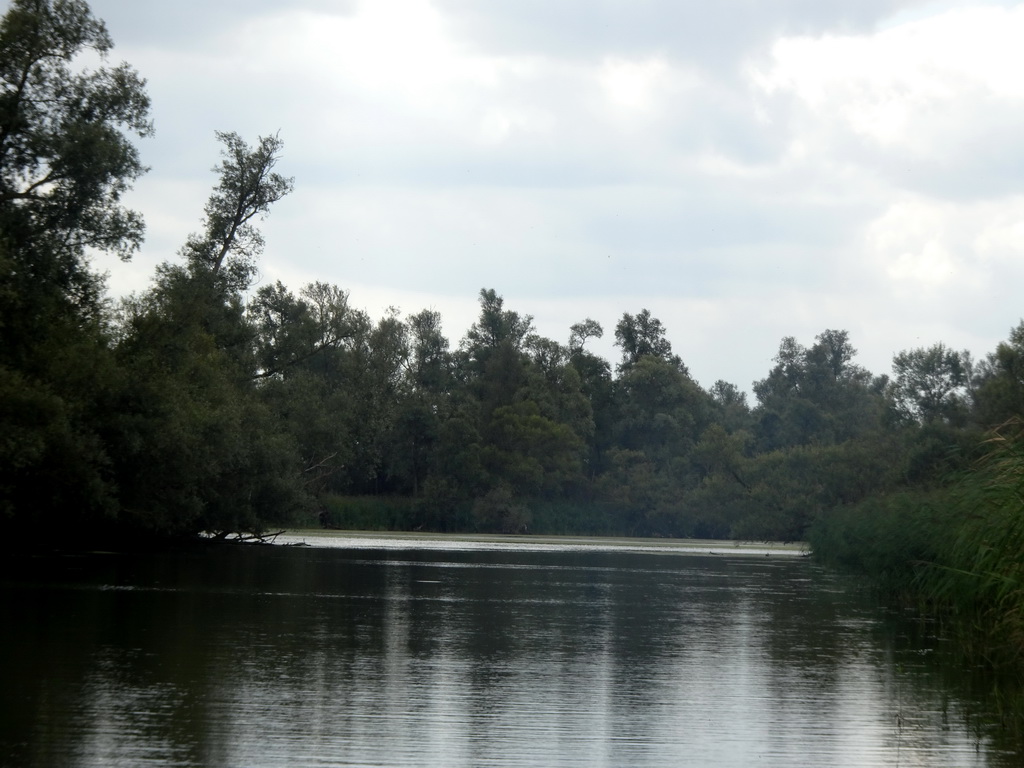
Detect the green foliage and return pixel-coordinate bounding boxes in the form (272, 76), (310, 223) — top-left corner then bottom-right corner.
(567, 318), (602, 354)
(889, 343), (971, 425)
(319, 494), (418, 531)
(180, 131), (293, 294)
(808, 489), (950, 588)
(614, 309), (685, 373)
(613, 355), (711, 462)
(0, 0), (150, 541)
(915, 422), (1024, 666)
(708, 380), (752, 433)
(811, 422), (1024, 670)
(753, 330), (883, 450)
(901, 420), (982, 484)
(594, 448), (667, 536)
(0, 338), (122, 532)
(974, 321), (1024, 428)
(471, 485), (531, 534)
(108, 128), (301, 538)
(482, 400), (585, 497)
(0, 0), (151, 265)
(108, 338), (307, 537)
(459, 288), (533, 386)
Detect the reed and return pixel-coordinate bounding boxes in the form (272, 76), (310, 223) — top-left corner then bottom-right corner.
(914, 421), (1024, 668)
(810, 420), (1024, 673)
(320, 495), (419, 530)
(526, 500), (624, 536)
(807, 489), (950, 594)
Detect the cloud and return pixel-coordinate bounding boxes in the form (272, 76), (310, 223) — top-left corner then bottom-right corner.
(599, 56), (677, 111)
(79, 0), (1024, 396)
(91, 0), (357, 47)
(751, 4), (1024, 199)
(863, 194), (1024, 303)
(434, 0), (918, 73)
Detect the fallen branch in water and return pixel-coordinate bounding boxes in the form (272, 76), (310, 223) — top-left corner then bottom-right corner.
(205, 530), (286, 545)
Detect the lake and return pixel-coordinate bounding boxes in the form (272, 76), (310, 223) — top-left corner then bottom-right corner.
(1, 533), (1020, 767)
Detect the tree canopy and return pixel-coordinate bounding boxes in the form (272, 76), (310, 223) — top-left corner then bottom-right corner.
(0, 0), (151, 532)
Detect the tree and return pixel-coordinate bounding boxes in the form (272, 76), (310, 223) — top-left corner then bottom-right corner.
(612, 355), (711, 464)
(388, 309), (453, 497)
(614, 309), (685, 373)
(806, 329), (859, 383)
(481, 400), (585, 499)
(0, 0), (151, 264)
(406, 309), (452, 393)
(113, 130), (300, 537)
(1, 0), (151, 356)
(460, 288), (534, 372)
(1, 0), (150, 351)
(568, 318), (603, 354)
(179, 131), (293, 295)
(128, 131), (293, 359)
(709, 380), (752, 434)
(0, 0), (151, 535)
(974, 321), (1024, 427)
(889, 343), (971, 425)
(249, 282), (316, 376)
(250, 280), (359, 379)
(753, 330), (881, 449)
(753, 336), (805, 403)
(459, 288), (534, 418)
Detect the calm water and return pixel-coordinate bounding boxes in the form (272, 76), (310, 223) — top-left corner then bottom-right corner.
(1, 537), (1020, 767)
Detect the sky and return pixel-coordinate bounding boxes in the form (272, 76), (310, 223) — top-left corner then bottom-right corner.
(58, 0), (1024, 393)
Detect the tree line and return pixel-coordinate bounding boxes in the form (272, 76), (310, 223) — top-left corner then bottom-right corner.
(4, 0), (1024, 553)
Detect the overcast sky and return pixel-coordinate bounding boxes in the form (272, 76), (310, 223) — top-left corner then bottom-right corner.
(68, 0), (1024, 393)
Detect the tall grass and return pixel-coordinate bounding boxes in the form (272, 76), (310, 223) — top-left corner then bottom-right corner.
(914, 421), (1024, 668)
(809, 419), (1024, 672)
(319, 495), (419, 530)
(527, 500), (624, 536)
(808, 489), (951, 595)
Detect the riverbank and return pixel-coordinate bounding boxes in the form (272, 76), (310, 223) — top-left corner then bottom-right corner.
(277, 529), (810, 556)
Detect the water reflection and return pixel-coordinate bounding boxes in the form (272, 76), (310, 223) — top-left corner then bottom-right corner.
(0, 544), (1018, 767)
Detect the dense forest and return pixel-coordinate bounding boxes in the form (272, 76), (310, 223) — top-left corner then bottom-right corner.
(1, 0), (1022, 543)
(3, 0), (1024, 655)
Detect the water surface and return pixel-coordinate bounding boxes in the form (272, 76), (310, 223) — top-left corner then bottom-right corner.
(1, 537), (1018, 767)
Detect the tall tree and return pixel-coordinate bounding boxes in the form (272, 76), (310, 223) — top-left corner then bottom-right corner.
(614, 309), (685, 373)
(460, 288), (534, 372)
(612, 355), (711, 464)
(250, 280), (358, 379)
(129, 132), (293, 356)
(0, 0), (151, 281)
(708, 380), (752, 434)
(753, 330), (881, 449)
(568, 318), (603, 354)
(0, 0), (151, 533)
(889, 343), (971, 425)
(179, 131), (293, 295)
(459, 288), (534, 417)
(114, 131), (299, 537)
(974, 321), (1024, 427)
(392, 309), (453, 496)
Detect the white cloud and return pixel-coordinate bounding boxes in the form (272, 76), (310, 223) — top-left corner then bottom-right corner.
(599, 56), (673, 111)
(865, 195), (1024, 295)
(237, 0), (496, 98)
(752, 5), (1024, 153)
(866, 199), (964, 289)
